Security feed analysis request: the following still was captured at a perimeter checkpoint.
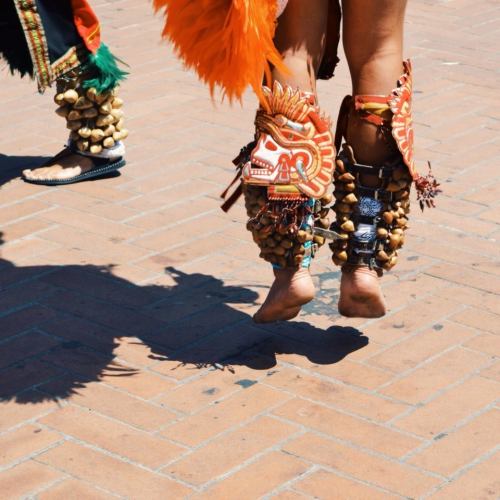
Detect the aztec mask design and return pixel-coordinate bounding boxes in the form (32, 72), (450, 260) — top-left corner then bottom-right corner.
(242, 82), (335, 200)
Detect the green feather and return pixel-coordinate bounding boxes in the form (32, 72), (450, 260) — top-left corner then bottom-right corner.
(82, 43), (128, 94)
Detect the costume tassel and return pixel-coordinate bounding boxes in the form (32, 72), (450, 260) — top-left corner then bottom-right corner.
(415, 162), (441, 210)
(82, 43), (128, 94)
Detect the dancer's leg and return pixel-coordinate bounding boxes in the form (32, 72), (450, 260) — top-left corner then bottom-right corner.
(12, 0), (128, 184)
(337, 0), (408, 318)
(343, 0), (407, 165)
(272, 0), (329, 92)
(253, 0), (330, 323)
(22, 78), (128, 184)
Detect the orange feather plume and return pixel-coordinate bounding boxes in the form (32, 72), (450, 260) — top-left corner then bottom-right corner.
(153, 0), (287, 104)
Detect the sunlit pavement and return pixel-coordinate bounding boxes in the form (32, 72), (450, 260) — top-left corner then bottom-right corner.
(0, 1), (499, 498)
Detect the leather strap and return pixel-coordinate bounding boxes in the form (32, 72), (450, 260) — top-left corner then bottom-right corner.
(221, 183), (243, 213)
(36, 147), (75, 168)
(356, 185), (394, 202)
(35, 146), (109, 169)
(345, 162), (393, 179)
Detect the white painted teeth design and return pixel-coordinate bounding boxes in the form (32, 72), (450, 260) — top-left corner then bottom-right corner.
(251, 157), (274, 170)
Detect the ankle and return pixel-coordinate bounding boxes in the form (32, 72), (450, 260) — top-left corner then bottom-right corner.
(342, 264), (382, 278)
(273, 266), (309, 278)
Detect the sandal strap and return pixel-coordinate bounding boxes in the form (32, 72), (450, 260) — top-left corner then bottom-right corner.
(36, 147), (74, 168)
(33, 146), (111, 172)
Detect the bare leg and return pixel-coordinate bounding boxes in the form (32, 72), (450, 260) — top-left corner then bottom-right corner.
(253, 0), (329, 323)
(272, 0), (329, 92)
(343, 0), (406, 164)
(338, 0), (408, 318)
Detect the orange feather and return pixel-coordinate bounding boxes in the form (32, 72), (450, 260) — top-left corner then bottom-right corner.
(153, 0), (286, 104)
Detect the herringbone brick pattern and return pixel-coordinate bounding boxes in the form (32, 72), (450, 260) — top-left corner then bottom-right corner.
(0, 0), (499, 498)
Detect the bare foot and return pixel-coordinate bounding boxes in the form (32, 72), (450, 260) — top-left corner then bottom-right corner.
(253, 267), (315, 323)
(338, 266), (386, 318)
(22, 153), (96, 182)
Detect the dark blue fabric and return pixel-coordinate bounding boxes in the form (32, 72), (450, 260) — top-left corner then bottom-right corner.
(0, 0), (86, 79)
(36, 0), (83, 64)
(0, 1), (33, 77)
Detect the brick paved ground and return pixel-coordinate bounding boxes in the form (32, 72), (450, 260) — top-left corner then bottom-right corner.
(1, 0), (499, 498)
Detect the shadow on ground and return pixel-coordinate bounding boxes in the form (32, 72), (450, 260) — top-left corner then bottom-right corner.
(0, 154), (50, 185)
(0, 233), (368, 404)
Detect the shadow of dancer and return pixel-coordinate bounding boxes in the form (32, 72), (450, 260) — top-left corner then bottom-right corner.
(0, 233), (369, 404)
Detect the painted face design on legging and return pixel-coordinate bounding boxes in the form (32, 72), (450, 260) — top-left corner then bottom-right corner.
(248, 121), (314, 185)
(241, 82), (335, 200)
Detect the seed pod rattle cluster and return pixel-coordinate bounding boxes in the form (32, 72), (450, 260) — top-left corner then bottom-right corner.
(244, 184), (333, 268)
(374, 164), (411, 270)
(54, 80), (128, 155)
(330, 157), (412, 271)
(311, 191), (333, 250)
